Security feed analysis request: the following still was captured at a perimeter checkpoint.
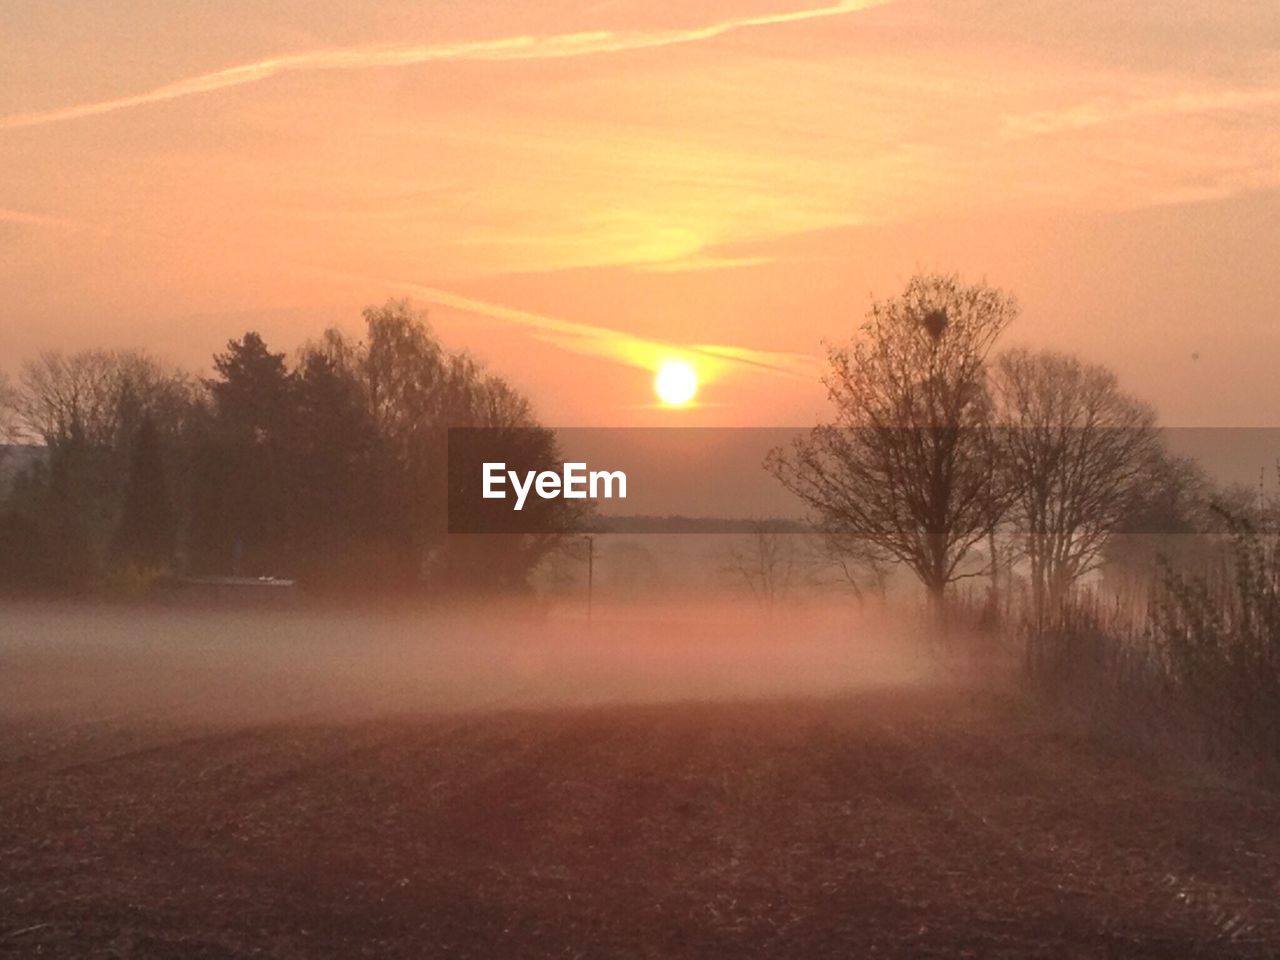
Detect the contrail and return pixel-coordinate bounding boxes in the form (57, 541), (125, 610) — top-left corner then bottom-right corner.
(0, 0), (894, 132)
(0, 207), (91, 230)
(1003, 85), (1280, 138)
(1, 206), (818, 380)
(330, 271), (817, 381)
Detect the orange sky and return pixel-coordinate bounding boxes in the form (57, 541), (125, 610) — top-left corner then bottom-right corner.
(2, 0), (1278, 426)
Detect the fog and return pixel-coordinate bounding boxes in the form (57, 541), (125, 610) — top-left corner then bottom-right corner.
(0, 598), (940, 730)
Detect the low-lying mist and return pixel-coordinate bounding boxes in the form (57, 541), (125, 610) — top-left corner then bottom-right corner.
(0, 598), (941, 728)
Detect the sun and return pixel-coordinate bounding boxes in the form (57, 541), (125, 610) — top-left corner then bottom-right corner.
(654, 359), (698, 406)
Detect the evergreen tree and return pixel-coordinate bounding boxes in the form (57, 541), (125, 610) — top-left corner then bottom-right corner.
(113, 415), (175, 568)
(190, 332), (294, 575)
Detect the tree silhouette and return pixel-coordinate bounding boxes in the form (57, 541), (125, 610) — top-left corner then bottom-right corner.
(991, 348), (1160, 618)
(3, 305), (580, 595)
(191, 332), (294, 576)
(768, 274), (1017, 615)
(113, 415), (174, 569)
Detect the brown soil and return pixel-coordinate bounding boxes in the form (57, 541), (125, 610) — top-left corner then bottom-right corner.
(2, 688), (1278, 958)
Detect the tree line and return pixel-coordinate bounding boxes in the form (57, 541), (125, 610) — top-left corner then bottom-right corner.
(0, 275), (1260, 611)
(766, 273), (1260, 622)
(0, 301), (576, 596)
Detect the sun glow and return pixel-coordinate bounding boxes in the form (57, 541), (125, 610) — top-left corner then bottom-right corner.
(654, 359), (698, 406)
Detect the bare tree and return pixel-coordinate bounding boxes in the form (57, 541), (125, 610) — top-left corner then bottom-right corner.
(767, 274), (1017, 616)
(1099, 450), (1217, 608)
(0, 371), (17, 443)
(992, 348), (1161, 617)
(13, 349), (194, 448)
(724, 520), (802, 606)
(0, 372), (18, 477)
(816, 533), (893, 603)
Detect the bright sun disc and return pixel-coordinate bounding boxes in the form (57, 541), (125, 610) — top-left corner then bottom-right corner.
(654, 359), (698, 406)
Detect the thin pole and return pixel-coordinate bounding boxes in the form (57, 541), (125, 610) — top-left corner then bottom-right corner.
(586, 535), (594, 625)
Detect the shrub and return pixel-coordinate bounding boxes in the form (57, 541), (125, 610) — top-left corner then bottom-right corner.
(1022, 511), (1280, 779)
(1153, 514), (1280, 768)
(99, 563), (174, 601)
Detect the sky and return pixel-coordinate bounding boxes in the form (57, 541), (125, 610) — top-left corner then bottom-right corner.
(2, 0), (1279, 427)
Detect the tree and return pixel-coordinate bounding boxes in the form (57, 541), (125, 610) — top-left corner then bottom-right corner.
(991, 349), (1161, 618)
(815, 532), (893, 603)
(1153, 509), (1280, 762)
(282, 339), (379, 589)
(725, 520), (802, 606)
(112, 415), (175, 569)
(6, 350), (196, 580)
(14, 350), (121, 448)
(206, 333), (292, 430)
(1099, 450), (1221, 608)
(438, 367), (584, 591)
(352, 302), (582, 591)
(3, 304), (574, 596)
(281, 303), (578, 593)
(27, 419), (101, 589)
(0, 371), (17, 448)
(0, 508), (55, 593)
(358, 303), (454, 585)
(14, 349), (194, 451)
(190, 332), (294, 575)
(0, 372), (17, 485)
(767, 274), (1016, 615)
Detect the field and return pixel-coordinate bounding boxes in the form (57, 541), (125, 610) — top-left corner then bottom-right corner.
(2, 602), (1279, 958)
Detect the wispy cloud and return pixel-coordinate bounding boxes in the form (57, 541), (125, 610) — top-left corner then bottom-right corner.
(1004, 85), (1280, 137)
(634, 253), (777, 273)
(0, 0), (894, 132)
(0, 207), (90, 230)
(0, 207), (815, 382)
(324, 271), (816, 381)
(687, 342), (817, 376)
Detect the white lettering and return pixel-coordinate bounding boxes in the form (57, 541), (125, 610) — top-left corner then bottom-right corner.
(535, 471), (561, 499)
(590, 470), (627, 500)
(481, 462), (627, 510)
(509, 470), (535, 512)
(482, 462), (506, 499)
(562, 462), (587, 499)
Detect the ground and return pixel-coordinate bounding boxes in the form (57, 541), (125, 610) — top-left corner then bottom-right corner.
(3, 682), (1279, 958)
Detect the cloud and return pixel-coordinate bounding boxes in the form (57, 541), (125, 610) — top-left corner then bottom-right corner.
(0, 207), (90, 230)
(634, 254), (778, 273)
(323, 271), (816, 381)
(687, 342), (816, 376)
(0, 0), (895, 132)
(1004, 85), (1280, 137)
